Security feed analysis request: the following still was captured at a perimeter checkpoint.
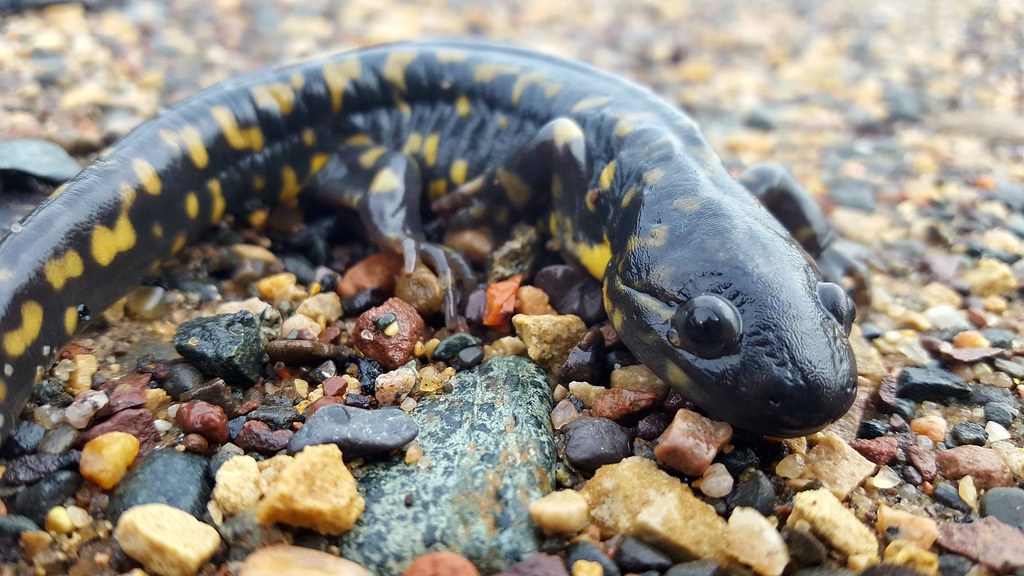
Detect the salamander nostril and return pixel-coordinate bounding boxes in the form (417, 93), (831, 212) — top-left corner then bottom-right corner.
(768, 395), (781, 408)
(816, 281), (855, 334)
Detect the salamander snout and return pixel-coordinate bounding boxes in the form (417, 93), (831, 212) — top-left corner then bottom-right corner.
(816, 281), (856, 335)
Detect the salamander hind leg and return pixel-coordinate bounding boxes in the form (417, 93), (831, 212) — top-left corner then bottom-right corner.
(309, 147), (471, 327)
(739, 162), (871, 309)
(431, 117), (589, 232)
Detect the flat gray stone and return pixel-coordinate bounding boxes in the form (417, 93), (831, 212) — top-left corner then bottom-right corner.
(339, 356), (555, 574)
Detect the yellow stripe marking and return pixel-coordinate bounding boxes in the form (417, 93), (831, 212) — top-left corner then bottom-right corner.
(310, 153), (331, 174)
(64, 306), (78, 336)
(496, 168), (532, 209)
(571, 96), (612, 113)
(473, 63), (519, 82)
(44, 249), (84, 290)
(383, 50), (418, 93)
(302, 128), (317, 147)
(323, 58), (362, 113)
(428, 179), (448, 201)
(171, 233), (187, 255)
(208, 179), (225, 222)
(599, 161), (616, 191)
(621, 187), (638, 209)
(279, 166), (302, 203)
(252, 83), (295, 115)
(435, 50), (468, 62)
(180, 125), (209, 169)
(90, 187), (137, 266)
(359, 147), (387, 169)
(403, 132), (423, 156)
(497, 115), (509, 130)
(0, 378), (7, 402)
(345, 134), (373, 146)
(370, 168), (401, 194)
(576, 238), (612, 279)
(152, 222), (164, 239)
(185, 191), (200, 220)
(511, 72), (547, 106)
(133, 159), (161, 195)
(552, 120), (584, 148)
(449, 159), (469, 186)
(252, 175), (265, 192)
(644, 168), (666, 185)
(614, 120), (634, 137)
(422, 133), (440, 167)
(544, 83), (564, 98)
(455, 95), (471, 117)
(3, 301), (43, 358)
(211, 106), (265, 151)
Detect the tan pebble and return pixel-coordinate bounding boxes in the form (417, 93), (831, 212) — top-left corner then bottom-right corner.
(528, 489), (589, 536)
(515, 285), (557, 315)
(911, 415), (947, 442)
(417, 365), (450, 394)
(375, 365), (418, 405)
(232, 244), (279, 264)
(571, 560), (603, 576)
(551, 399), (581, 430)
(396, 263), (446, 317)
(654, 408), (733, 477)
(920, 282), (963, 308)
(567, 381), (604, 408)
(884, 540), (939, 575)
(786, 488), (879, 565)
(144, 388), (170, 412)
(952, 330), (989, 348)
(280, 313), (322, 338)
(980, 371), (1014, 388)
(66, 505), (91, 528)
(982, 295), (1007, 314)
(937, 445), (1014, 489)
(215, 297), (275, 318)
(799, 433), (876, 499)
(726, 507), (790, 576)
(257, 272), (306, 303)
(610, 364), (669, 401)
(45, 506), (74, 534)
(239, 544), (369, 576)
(79, 431), (140, 490)
(963, 258), (1018, 297)
(698, 463), (734, 498)
(256, 444), (364, 535)
(776, 454), (806, 479)
(405, 443), (423, 465)
(483, 335), (526, 359)
(443, 228), (493, 265)
(114, 503), (222, 576)
(69, 353), (98, 395)
(958, 476), (978, 511)
(295, 292), (342, 325)
(876, 505), (939, 549)
(213, 456), (262, 516)
(512, 314), (587, 372)
(20, 530), (52, 558)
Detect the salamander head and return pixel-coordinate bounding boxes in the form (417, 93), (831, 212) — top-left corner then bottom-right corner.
(604, 192), (857, 438)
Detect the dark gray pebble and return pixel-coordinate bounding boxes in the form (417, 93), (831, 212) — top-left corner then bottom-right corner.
(948, 422), (987, 446)
(563, 417), (631, 473)
(967, 384), (1013, 405)
(36, 423), (79, 455)
(566, 541), (620, 576)
(265, 339), (345, 365)
(354, 357), (381, 397)
(984, 402), (1016, 427)
(455, 345), (485, 370)
(1, 451), (79, 486)
(340, 288), (387, 316)
(0, 515), (41, 543)
(938, 554), (974, 576)
(614, 536), (672, 573)
(932, 482), (971, 514)
(636, 412), (669, 441)
(160, 363), (205, 400)
(860, 565), (925, 576)
(981, 328), (1017, 349)
(172, 311), (263, 385)
(857, 419), (891, 439)
(980, 487), (1024, 530)
(785, 527), (828, 567)
(717, 446), (760, 476)
(431, 332), (482, 361)
(247, 405), (300, 430)
(727, 469), (776, 516)
(14, 471), (81, 525)
(896, 366), (970, 403)
(307, 360), (337, 384)
(107, 449), (211, 521)
(559, 328), (606, 387)
(209, 443), (245, 480)
(0, 422), (45, 458)
(180, 378), (243, 416)
(218, 510), (290, 562)
(664, 560), (722, 576)
(0, 139), (81, 182)
(31, 378), (73, 407)
(287, 404), (417, 459)
(533, 265), (605, 325)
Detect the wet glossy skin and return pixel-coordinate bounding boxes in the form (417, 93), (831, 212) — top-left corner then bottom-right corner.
(0, 40), (856, 442)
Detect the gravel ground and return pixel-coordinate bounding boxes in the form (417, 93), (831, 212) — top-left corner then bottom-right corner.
(1, 1), (1024, 575)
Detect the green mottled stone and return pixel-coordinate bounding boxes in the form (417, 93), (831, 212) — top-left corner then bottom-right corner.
(339, 356), (555, 574)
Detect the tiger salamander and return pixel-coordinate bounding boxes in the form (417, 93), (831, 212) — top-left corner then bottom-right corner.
(0, 40), (863, 441)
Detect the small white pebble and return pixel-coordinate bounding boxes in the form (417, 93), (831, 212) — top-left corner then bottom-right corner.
(775, 454), (805, 479)
(958, 476), (979, 512)
(65, 390), (109, 429)
(153, 419), (173, 433)
(400, 397), (418, 412)
(698, 463), (734, 498)
(870, 466), (901, 490)
(985, 421), (1011, 442)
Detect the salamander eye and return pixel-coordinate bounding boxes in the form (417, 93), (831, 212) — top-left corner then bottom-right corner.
(667, 294), (742, 358)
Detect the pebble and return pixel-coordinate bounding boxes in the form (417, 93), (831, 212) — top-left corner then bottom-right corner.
(984, 401), (1016, 427)
(948, 422), (987, 446)
(247, 404), (300, 430)
(1, 451), (80, 485)
(160, 363), (205, 400)
(726, 469), (775, 516)
(563, 416), (632, 473)
(256, 444), (364, 535)
(0, 421), (45, 458)
(725, 507), (790, 576)
(654, 408), (733, 477)
(295, 292), (342, 325)
(935, 445), (1013, 489)
(403, 551), (481, 576)
(896, 366), (970, 403)
(980, 487), (1024, 530)
(567, 381), (604, 408)
(395, 263), (446, 317)
(922, 305), (969, 331)
(785, 528), (828, 567)
(375, 363), (419, 405)
(931, 482), (971, 513)
(107, 449), (211, 521)
(13, 470), (81, 525)
(239, 545), (369, 576)
(905, 444), (937, 481)
(614, 537), (673, 573)
(79, 431), (139, 489)
(591, 388), (658, 422)
(559, 328), (606, 386)
(609, 364), (669, 401)
(352, 298), (425, 370)
(488, 225), (541, 282)
(264, 339), (344, 365)
(532, 265), (605, 325)
(115, 503), (222, 576)
(512, 313), (588, 373)
(496, 554), (569, 576)
(799, 432), (877, 499)
(937, 555), (973, 576)
(636, 412), (670, 441)
(963, 258), (1018, 297)
(337, 253), (403, 298)
(431, 332), (483, 361)
(79, 407), (161, 454)
(565, 541), (620, 576)
(848, 436), (898, 465)
(65, 390), (109, 429)
(235, 420), (293, 454)
(910, 416), (947, 442)
(175, 400), (229, 444)
(786, 489), (879, 568)
(172, 311), (264, 385)
(36, 423), (78, 454)
(698, 463), (734, 498)
(0, 515), (41, 541)
(550, 399), (582, 430)
(454, 345), (485, 370)
(0, 138), (82, 181)
(287, 404), (418, 459)
(213, 455), (262, 516)
(937, 517), (1024, 573)
(528, 489), (589, 536)
(875, 505), (938, 549)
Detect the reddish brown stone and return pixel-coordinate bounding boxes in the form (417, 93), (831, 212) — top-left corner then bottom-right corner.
(182, 433), (210, 454)
(322, 376), (348, 397)
(496, 553), (569, 576)
(402, 552), (480, 576)
(906, 444), (937, 482)
(174, 400), (229, 445)
(849, 436), (899, 465)
(236, 420), (292, 455)
(938, 517), (1024, 572)
(351, 298), (425, 371)
(337, 253), (404, 298)
(304, 395), (346, 419)
(591, 389), (658, 422)
(94, 373), (151, 418)
(653, 408), (733, 477)
(78, 408), (160, 455)
(936, 445), (1013, 489)
(318, 326), (341, 344)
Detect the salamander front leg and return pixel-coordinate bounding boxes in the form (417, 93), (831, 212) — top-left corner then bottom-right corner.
(432, 117), (589, 230)
(739, 162), (871, 307)
(309, 149), (472, 327)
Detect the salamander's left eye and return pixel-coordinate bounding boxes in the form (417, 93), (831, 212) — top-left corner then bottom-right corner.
(667, 294), (742, 358)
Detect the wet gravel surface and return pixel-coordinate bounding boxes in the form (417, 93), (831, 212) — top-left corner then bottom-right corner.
(2, 1), (1024, 575)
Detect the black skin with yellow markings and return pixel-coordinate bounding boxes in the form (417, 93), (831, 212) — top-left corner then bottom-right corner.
(0, 40), (862, 441)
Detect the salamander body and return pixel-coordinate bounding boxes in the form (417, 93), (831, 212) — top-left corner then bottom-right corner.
(0, 40), (858, 441)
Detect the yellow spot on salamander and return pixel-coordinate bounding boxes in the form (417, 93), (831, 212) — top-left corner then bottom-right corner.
(394, 95), (411, 117)
(322, 58), (361, 113)
(180, 125), (209, 169)
(497, 115), (509, 130)
(544, 83), (564, 98)
(620, 187), (638, 209)
(185, 191), (200, 220)
(496, 168), (532, 209)
(383, 50), (418, 93)
(0, 377), (6, 402)
(599, 161), (616, 191)
(571, 96), (612, 113)
(3, 301), (43, 358)
(511, 71), (547, 106)
(211, 106), (264, 151)
(359, 147), (387, 169)
(422, 133), (440, 167)
(252, 83), (295, 115)
(370, 168), (401, 195)
(552, 119), (584, 148)
(576, 238), (612, 279)
(435, 50), (468, 62)
(152, 222), (164, 239)
(301, 128), (317, 148)
(208, 179), (225, 222)
(310, 153), (331, 174)
(171, 233), (187, 255)
(346, 134), (373, 146)
(614, 120), (634, 137)
(473, 63), (519, 82)
(133, 159), (161, 195)
(291, 71), (305, 89)
(160, 129), (180, 151)
(90, 187), (137, 267)
(449, 159), (468, 186)
(279, 166), (302, 203)
(64, 306), (78, 336)
(403, 132), (423, 156)
(428, 179), (447, 201)
(455, 95), (471, 117)
(643, 168), (666, 185)
(44, 249), (84, 290)
(252, 175), (265, 192)
(673, 196), (701, 213)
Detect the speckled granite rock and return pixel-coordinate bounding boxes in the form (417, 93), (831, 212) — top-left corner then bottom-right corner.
(338, 356), (555, 574)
